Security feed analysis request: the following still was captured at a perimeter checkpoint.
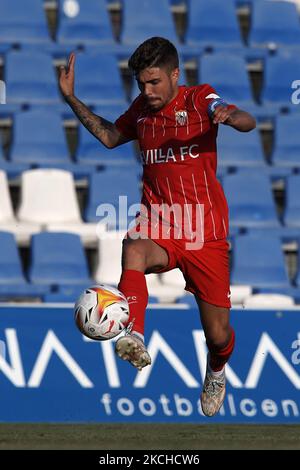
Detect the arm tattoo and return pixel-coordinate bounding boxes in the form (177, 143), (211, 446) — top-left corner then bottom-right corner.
(66, 95), (119, 147)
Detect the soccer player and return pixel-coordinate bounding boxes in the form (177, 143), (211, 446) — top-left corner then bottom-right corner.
(59, 37), (256, 417)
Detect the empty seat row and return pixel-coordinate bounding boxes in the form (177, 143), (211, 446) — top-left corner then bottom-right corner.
(0, 229), (299, 302)
(198, 52), (300, 114)
(0, 108), (138, 168)
(4, 51), (127, 106)
(1, 0), (300, 51)
(1, 110), (300, 175)
(0, 168), (300, 246)
(0, 230), (186, 303)
(0, 168), (141, 245)
(3, 50), (300, 117)
(218, 114), (300, 169)
(223, 171), (300, 230)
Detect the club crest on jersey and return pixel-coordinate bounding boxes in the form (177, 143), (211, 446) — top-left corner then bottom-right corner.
(175, 110), (188, 126)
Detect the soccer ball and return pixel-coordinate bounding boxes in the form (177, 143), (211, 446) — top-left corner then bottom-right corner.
(74, 284), (129, 341)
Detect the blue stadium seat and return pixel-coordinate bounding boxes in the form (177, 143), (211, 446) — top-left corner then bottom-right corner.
(247, 226), (300, 243)
(76, 128), (138, 167)
(0, 0), (52, 46)
(6, 51), (61, 105)
(10, 110), (70, 165)
(85, 169), (141, 229)
(92, 104), (126, 120)
(76, 104), (139, 167)
(231, 234), (290, 288)
(217, 125), (265, 168)
(0, 44), (11, 55)
(121, 0), (178, 45)
(74, 52), (126, 105)
(0, 231), (49, 298)
(0, 104), (21, 120)
(199, 54), (256, 108)
(295, 251), (300, 288)
(0, 141), (30, 179)
(223, 171), (280, 228)
(0, 156), (30, 180)
(236, 0), (264, 4)
(186, 0), (243, 49)
(29, 232), (92, 285)
(169, 0), (187, 4)
(43, 284), (86, 303)
(0, 231), (29, 284)
(284, 175), (300, 228)
(75, 104), (137, 167)
(261, 53), (300, 111)
(249, 1), (300, 48)
(57, 0), (115, 46)
(0, 133), (5, 162)
(199, 53), (265, 119)
(272, 114), (300, 168)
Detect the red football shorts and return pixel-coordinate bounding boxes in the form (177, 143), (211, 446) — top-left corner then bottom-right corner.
(126, 222), (231, 309)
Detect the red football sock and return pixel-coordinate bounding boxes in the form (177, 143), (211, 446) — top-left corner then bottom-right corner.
(118, 269), (148, 336)
(208, 327), (235, 372)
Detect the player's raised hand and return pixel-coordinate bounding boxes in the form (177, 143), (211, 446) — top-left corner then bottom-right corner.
(212, 105), (236, 125)
(59, 52), (76, 99)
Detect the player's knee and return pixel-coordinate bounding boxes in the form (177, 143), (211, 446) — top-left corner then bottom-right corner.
(206, 324), (231, 350)
(122, 238), (147, 268)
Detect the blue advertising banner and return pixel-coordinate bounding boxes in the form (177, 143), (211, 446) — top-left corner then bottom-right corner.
(0, 305), (299, 423)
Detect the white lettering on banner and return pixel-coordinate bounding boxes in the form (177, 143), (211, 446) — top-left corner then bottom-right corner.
(117, 398), (134, 416)
(261, 399), (278, 417)
(100, 393), (112, 415)
(100, 393), (300, 418)
(227, 394), (237, 416)
(138, 398), (156, 416)
(240, 399), (257, 417)
(133, 331), (200, 389)
(282, 400), (299, 416)
(245, 333), (300, 389)
(159, 394), (174, 416)
(174, 393), (193, 416)
(140, 145), (200, 165)
(1, 328), (300, 390)
(0, 329), (25, 387)
(291, 337), (300, 365)
(28, 330), (93, 388)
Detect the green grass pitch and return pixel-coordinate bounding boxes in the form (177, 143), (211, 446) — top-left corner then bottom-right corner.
(0, 423), (299, 450)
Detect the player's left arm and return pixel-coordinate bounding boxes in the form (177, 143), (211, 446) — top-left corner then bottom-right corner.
(213, 105), (256, 132)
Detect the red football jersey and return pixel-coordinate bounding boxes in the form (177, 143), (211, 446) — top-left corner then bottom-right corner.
(115, 84), (229, 243)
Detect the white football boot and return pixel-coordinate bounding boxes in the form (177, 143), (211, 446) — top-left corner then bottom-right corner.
(201, 356), (226, 417)
(115, 333), (151, 371)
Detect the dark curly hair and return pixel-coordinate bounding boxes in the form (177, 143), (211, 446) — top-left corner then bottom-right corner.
(128, 37), (179, 76)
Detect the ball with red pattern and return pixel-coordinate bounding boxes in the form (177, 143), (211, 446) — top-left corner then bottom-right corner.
(74, 284), (129, 340)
